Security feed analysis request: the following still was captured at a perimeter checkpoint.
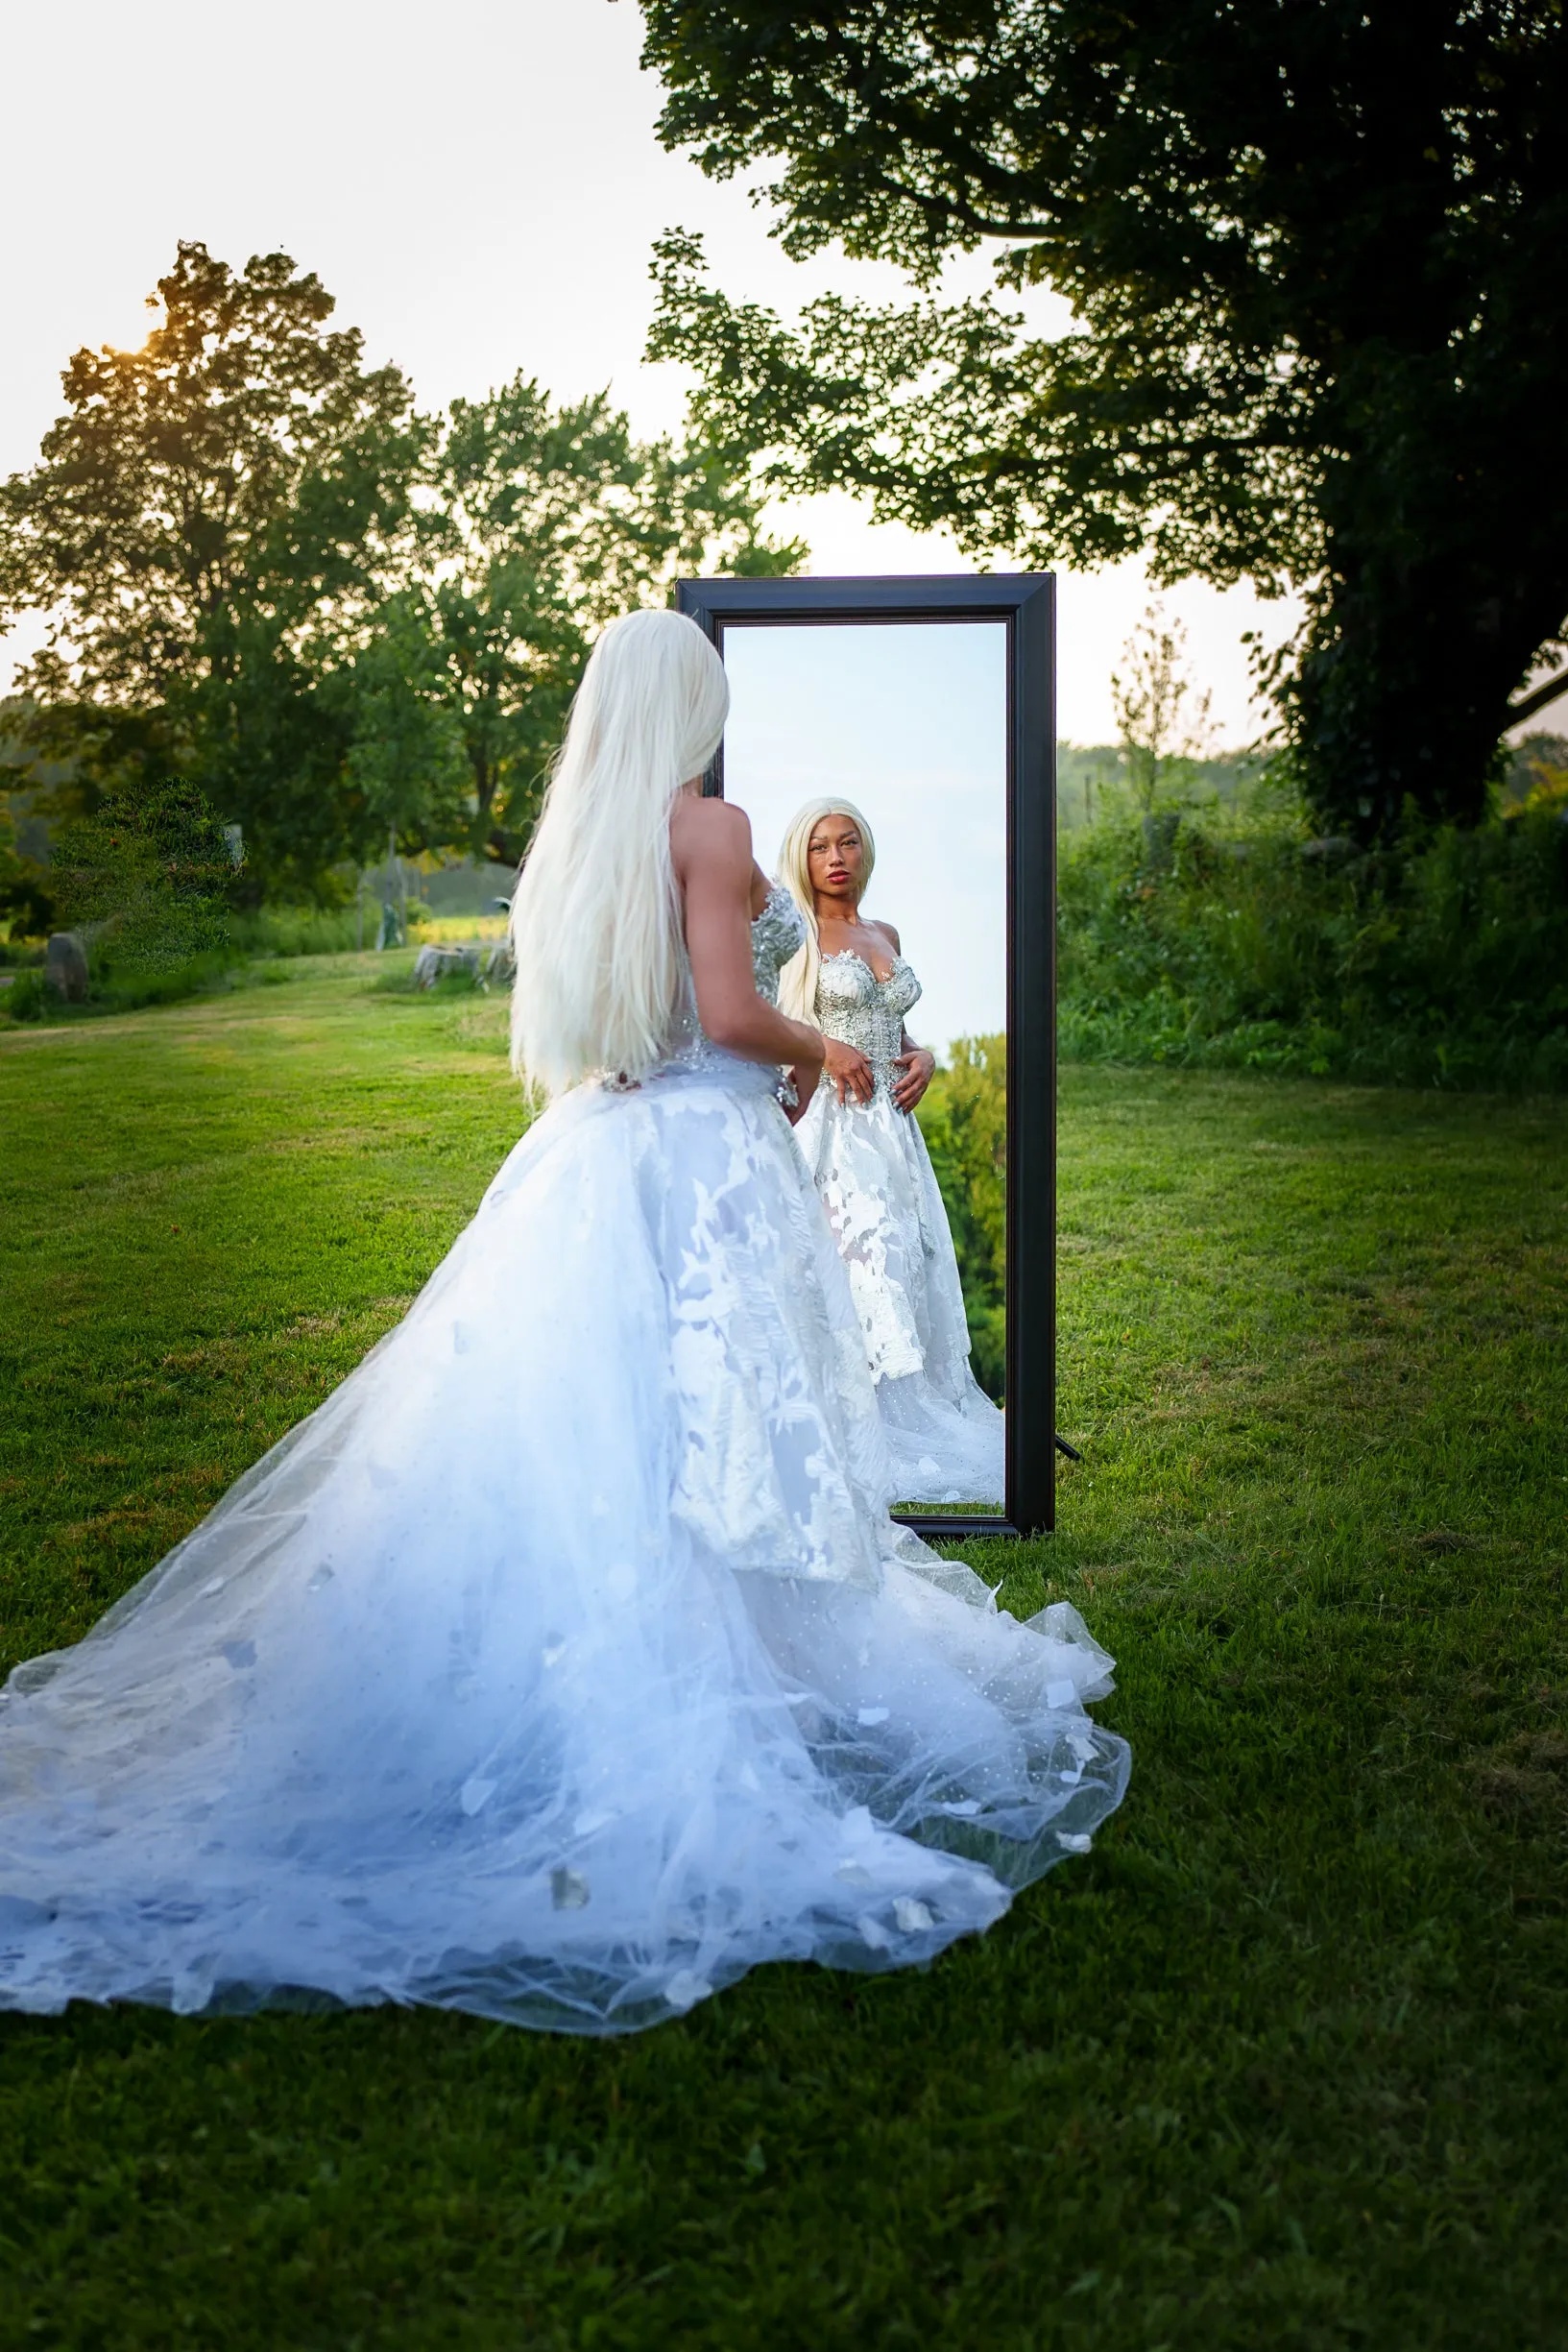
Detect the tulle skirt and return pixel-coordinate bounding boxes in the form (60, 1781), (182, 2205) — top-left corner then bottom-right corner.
(795, 1083), (1007, 1507)
(0, 1056), (1127, 2032)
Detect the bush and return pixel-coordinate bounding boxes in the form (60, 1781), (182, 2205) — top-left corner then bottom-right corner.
(2, 969), (48, 1022)
(0, 779), (245, 1023)
(1057, 803), (1568, 1090)
(917, 1035), (1006, 1400)
(0, 950), (242, 1025)
(229, 905), (364, 958)
(92, 951), (238, 1013)
(51, 780), (237, 995)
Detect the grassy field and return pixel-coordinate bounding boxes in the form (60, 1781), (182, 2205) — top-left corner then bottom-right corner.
(2, 956), (1565, 2349)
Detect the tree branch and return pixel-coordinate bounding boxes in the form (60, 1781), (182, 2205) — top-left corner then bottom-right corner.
(1506, 666), (1568, 727)
(860, 166), (1051, 245)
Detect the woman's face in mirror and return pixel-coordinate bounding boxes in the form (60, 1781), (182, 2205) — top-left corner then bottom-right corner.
(807, 813), (866, 911)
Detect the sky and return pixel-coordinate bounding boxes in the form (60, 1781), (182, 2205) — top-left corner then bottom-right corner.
(724, 623), (1008, 1049)
(0, 0), (1300, 744)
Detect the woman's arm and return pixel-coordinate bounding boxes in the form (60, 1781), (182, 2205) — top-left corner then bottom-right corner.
(670, 798), (826, 1078)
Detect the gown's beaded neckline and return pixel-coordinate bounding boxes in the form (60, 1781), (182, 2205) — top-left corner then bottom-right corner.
(811, 946), (922, 1103)
(821, 946), (905, 989)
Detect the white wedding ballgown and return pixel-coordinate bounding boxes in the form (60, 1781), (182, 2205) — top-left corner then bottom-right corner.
(0, 886), (1128, 2033)
(795, 947), (1007, 1506)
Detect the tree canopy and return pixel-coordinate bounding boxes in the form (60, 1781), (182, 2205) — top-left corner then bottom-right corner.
(639, 0), (1568, 837)
(0, 243), (422, 891)
(403, 376), (802, 867)
(0, 242), (417, 713)
(0, 244), (801, 902)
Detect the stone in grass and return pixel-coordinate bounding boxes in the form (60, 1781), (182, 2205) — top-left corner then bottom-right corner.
(412, 944), (480, 989)
(44, 934), (89, 1002)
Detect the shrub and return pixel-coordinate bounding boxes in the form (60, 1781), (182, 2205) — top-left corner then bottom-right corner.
(53, 781), (237, 989)
(2, 969), (48, 1022)
(918, 1034), (1006, 1399)
(229, 905), (364, 958)
(1057, 803), (1568, 1090)
(0, 780), (243, 1021)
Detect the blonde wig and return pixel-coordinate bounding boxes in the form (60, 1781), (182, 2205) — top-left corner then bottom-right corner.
(775, 797), (878, 1025)
(508, 609), (730, 1096)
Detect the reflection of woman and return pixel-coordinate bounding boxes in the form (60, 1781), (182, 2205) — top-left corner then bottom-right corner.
(0, 618), (1126, 2035)
(779, 800), (1007, 1507)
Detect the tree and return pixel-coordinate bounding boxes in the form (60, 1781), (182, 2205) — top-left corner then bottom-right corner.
(0, 242), (423, 889)
(1508, 731), (1568, 815)
(340, 595), (472, 868)
(639, 1), (1568, 839)
(1111, 602), (1215, 813)
(1, 251), (804, 893)
(0, 790), (43, 936)
(407, 376), (806, 865)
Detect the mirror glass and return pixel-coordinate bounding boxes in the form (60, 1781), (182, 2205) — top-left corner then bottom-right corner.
(719, 619), (1008, 1513)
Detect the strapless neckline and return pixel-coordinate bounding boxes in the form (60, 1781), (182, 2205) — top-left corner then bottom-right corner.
(822, 946), (907, 988)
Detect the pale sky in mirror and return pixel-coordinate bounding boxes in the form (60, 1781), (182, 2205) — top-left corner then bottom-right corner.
(0, 0), (1300, 739)
(723, 624), (1007, 1053)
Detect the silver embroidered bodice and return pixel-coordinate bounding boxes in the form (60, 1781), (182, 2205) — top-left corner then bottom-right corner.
(812, 951), (922, 1101)
(750, 884), (809, 1005)
(658, 883), (807, 1078)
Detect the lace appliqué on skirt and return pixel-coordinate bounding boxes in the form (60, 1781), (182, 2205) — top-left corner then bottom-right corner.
(0, 890), (1122, 2033)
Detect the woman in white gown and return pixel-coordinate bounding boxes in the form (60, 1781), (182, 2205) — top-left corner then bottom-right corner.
(779, 801), (1007, 1508)
(0, 614), (1127, 2035)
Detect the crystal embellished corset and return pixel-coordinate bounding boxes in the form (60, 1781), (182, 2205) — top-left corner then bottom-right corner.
(813, 952), (922, 1099)
(749, 883), (809, 1004)
(656, 882), (807, 1079)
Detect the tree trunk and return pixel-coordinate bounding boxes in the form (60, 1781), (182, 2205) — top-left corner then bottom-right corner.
(1291, 544), (1565, 841)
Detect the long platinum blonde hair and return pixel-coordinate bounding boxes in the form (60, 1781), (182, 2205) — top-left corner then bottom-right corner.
(775, 797), (878, 1024)
(509, 609), (730, 1096)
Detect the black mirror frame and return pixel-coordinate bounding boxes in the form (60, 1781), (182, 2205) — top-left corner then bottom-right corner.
(675, 572), (1056, 1539)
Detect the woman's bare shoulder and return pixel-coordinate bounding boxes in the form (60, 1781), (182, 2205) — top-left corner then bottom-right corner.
(864, 915), (902, 954)
(669, 795), (753, 874)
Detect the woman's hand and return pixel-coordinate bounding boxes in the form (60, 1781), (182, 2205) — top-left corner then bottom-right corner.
(891, 1046), (935, 1113)
(779, 1024), (825, 1125)
(780, 1069), (812, 1127)
(824, 1036), (875, 1107)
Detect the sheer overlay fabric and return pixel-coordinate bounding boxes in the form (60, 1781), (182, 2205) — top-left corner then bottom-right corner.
(0, 888), (1126, 2032)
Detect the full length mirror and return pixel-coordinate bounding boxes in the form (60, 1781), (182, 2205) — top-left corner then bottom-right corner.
(724, 620), (1006, 1517)
(678, 575), (1057, 1538)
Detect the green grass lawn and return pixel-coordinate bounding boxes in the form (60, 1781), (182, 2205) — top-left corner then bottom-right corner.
(2, 957), (1565, 2350)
